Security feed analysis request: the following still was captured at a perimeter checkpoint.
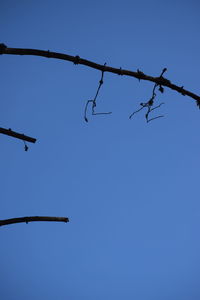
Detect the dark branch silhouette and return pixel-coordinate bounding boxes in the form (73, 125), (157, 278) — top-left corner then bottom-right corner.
(84, 63), (112, 122)
(0, 127), (36, 151)
(0, 43), (200, 103)
(0, 216), (69, 227)
(0, 127), (36, 143)
(129, 68), (166, 122)
(1, 43), (199, 228)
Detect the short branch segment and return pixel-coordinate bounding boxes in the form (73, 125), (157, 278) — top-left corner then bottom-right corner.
(1, 43), (199, 102)
(0, 216), (69, 227)
(0, 127), (36, 143)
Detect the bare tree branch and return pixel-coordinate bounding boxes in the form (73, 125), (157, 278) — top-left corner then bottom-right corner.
(0, 127), (36, 143)
(0, 216), (69, 227)
(1, 43), (199, 103)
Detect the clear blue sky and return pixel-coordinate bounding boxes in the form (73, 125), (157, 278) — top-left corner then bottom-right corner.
(1, 1), (200, 299)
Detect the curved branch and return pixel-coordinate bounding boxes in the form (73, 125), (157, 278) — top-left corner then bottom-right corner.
(0, 216), (69, 227)
(1, 43), (199, 102)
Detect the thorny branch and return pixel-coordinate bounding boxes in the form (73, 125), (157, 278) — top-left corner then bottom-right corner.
(0, 43), (200, 105)
(84, 63), (112, 122)
(129, 68), (166, 122)
(0, 216), (69, 227)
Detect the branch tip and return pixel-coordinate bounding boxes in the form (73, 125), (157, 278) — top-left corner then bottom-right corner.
(0, 216), (69, 227)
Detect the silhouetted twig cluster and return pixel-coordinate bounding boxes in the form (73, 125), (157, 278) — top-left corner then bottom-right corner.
(129, 68), (167, 122)
(1, 43), (200, 228)
(1, 43), (200, 136)
(84, 63), (112, 122)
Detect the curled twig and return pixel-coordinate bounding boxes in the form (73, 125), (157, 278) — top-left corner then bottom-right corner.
(84, 63), (112, 122)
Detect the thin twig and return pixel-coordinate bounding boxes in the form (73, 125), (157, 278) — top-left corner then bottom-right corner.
(129, 69), (166, 122)
(1, 44), (199, 103)
(145, 103), (165, 122)
(84, 63), (112, 122)
(129, 106), (145, 119)
(147, 115), (164, 123)
(0, 216), (69, 227)
(150, 102), (164, 112)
